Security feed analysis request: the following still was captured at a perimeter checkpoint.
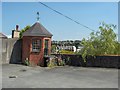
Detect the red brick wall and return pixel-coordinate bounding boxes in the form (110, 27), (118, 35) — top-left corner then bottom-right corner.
(22, 36), (52, 66)
(22, 36), (31, 62)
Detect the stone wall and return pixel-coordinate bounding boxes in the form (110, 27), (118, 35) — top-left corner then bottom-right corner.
(1, 38), (22, 64)
(52, 54), (120, 68)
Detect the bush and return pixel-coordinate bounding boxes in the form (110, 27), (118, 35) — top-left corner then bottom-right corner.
(47, 58), (57, 67)
(24, 58), (30, 66)
(58, 60), (65, 66)
(47, 56), (65, 67)
(78, 22), (120, 62)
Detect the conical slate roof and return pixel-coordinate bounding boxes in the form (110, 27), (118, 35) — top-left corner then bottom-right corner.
(22, 22), (53, 37)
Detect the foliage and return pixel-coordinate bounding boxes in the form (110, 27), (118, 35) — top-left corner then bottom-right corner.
(57, 57), (65, 66)
(51, 45), (56, 53)
(24, 58), (30, 66)
(115, 42), (120, 54)
(19, 25), (30, 39)
(58, 60), (65, 66)
(47, 56), (65, 67)
(74, 40), (81, 49)
(52, 40), (81, 47)
(47, 58), (57, 67)
(79, 22), (120, 62)
(60, 50), (75, 54)
(24, 58), (36, 67)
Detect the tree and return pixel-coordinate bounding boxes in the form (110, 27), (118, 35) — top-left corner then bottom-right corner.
(74, 40), (81, 49)
(19, 25), (30, 39)
(79, 22), (120, 62)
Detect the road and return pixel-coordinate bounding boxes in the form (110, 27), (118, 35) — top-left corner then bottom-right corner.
(2, 64), (118, 88)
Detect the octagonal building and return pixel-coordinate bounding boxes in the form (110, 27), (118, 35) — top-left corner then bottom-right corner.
(22, 21), (52, 66)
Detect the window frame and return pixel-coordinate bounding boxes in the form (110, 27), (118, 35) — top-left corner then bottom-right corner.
(45, 39), (49, 49)
(44, 39), (49, 55)
(32, 39), (42, 53)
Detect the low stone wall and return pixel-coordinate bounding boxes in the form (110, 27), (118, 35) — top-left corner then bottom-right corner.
(53, 54), (120, 68)
(85, 56), (119, 68)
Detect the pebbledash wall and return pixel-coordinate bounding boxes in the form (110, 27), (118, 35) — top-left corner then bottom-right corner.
(2, 38), (22, 64)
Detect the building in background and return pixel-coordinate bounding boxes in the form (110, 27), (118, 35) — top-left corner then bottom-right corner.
(0, 33), (8, 39)
(12, 25), (20, 38)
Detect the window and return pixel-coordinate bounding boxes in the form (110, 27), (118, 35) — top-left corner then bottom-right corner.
(32, 39), (41, 52)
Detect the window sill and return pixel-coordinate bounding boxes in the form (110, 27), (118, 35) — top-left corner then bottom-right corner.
(31, 51), (40, 54)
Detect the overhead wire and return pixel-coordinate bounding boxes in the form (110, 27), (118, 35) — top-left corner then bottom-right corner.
(38, 2), (119, 36)
(38, 2), (96, 32)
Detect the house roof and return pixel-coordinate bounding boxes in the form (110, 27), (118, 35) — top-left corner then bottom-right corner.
(22, 22), (53, 37)
(0, 33), (8, 39)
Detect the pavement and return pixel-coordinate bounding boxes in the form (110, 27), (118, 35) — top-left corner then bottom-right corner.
(2, 64), (118, 88)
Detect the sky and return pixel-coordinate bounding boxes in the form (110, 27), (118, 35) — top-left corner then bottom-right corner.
(2, 2), (118, 41)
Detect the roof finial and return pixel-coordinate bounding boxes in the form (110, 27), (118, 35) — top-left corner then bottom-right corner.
(37, 12), (40, 22)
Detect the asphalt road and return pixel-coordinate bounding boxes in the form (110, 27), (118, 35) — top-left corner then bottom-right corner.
(2, 64), (118, 88)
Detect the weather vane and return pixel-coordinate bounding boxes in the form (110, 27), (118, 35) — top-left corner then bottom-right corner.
(37, 12), (40, 22)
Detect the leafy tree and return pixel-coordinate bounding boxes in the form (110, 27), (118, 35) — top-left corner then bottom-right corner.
(114, 42), (120, 54)
(74, 40), (81, 49)
(79, 22), (120, 62)
(19, 25), (30, 39)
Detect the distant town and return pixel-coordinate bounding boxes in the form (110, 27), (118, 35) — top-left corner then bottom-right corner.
(51, 40), (82, 53)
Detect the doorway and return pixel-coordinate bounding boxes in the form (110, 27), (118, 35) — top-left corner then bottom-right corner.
(44, 39), (49, 56)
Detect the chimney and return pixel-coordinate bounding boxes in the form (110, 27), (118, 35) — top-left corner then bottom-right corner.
(16, 25), (19, 31)
(12, 25), (20, 38)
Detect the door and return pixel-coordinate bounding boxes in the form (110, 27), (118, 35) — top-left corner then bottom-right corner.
(44, 39), (49, 56)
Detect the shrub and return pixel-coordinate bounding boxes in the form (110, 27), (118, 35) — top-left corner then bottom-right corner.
(47, 56), (65, 67)
(24, 58), (30, 66)
(78, 22), (120, 62)
(58, 59), (65, 66)
(47, 58), (57, 67)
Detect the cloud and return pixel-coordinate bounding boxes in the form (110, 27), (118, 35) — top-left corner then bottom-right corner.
(6, 35), (12, 38)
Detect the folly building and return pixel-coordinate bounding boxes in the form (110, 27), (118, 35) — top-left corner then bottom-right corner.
(22, 13), (53, 66)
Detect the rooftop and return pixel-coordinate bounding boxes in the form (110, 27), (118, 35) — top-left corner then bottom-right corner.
(0, 33), (8, 39)
(22, 22), (53, 37)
